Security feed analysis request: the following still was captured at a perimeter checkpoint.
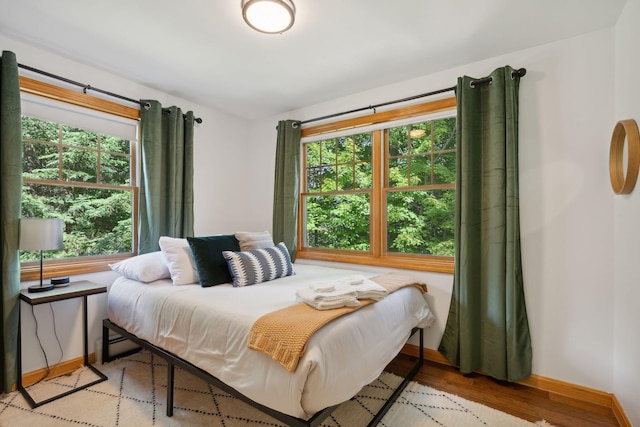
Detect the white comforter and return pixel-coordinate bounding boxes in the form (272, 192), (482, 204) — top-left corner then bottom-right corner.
(107, 264), (434, 419)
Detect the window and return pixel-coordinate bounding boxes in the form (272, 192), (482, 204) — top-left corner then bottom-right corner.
(19, 79), (139, 281)
(304, 132), (373, 251)
(385, 119), (456, 256)
(298, 98), (456, 273)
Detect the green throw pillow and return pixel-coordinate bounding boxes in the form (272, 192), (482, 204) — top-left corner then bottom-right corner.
(187, 235), (240, 287)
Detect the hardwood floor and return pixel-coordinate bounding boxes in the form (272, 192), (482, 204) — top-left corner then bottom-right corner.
(386, 354), (620, 427)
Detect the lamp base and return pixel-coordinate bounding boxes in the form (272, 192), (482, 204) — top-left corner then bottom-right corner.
(51, 277), (70, 287)
(28, 283), (55, 293)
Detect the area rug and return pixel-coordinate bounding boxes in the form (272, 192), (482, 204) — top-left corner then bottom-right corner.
(0, 350), (548, 426)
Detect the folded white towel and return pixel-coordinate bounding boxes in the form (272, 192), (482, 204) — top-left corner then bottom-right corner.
(296, 287), (357, 302)
(295, 275), (389, 310)
(334, 275), (389, 301)
(296, 287), (359, 310)
(299, 297), (360, 310)
(309, 282), (336, 293)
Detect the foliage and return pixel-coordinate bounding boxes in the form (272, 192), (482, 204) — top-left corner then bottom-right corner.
(304, 118), (456, 256)
(20, 116), (133, 262)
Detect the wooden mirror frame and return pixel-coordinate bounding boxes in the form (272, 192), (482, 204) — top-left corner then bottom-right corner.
(609, 119), (640, 195)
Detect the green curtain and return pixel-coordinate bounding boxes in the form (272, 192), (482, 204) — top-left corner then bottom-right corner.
(0, 51), (23, 392)
(438, 66), (532, 382)
(272, 120), (301, 260)
(138, 100), (194, 253)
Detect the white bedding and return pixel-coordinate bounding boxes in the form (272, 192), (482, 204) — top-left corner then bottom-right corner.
(107, 264), (434, 419)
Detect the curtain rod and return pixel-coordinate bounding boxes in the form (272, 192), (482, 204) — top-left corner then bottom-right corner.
(17, 63), (203, 124)
(297, 67), (526, 127)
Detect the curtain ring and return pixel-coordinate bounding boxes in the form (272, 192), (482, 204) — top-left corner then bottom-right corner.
(470, 76), (493, 88)
(292, 121), (300, 129)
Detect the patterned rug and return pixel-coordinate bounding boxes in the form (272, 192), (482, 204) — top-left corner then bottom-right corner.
(0, 350), (549, 426)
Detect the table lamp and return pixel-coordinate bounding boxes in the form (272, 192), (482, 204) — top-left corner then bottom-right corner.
(19, 218), (64, 293)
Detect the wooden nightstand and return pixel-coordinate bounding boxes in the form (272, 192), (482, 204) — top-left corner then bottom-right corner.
(17, 280), (108, 408)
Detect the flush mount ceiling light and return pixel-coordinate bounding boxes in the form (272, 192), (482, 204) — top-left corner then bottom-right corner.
(242, 0), (296, 34)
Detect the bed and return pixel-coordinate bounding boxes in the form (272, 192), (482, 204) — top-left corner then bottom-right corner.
(103, 261), (434, 426)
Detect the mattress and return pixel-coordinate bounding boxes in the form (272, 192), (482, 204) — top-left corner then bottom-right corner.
(107, 264), (434, 419)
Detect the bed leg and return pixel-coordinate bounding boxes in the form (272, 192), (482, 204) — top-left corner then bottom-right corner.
(366, 327), (424, 427)
(166, 361), (175, 417)
(101, 322), (110, 364)
(419, 328), (424, 364)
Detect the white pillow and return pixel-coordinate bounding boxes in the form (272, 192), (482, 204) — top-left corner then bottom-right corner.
(234, 231), (275, 252)
(109, 251), (171, 283)
(158, 236), (199, 285)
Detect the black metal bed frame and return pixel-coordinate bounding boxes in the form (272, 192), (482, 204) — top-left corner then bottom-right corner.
(102, 319), (424, 427)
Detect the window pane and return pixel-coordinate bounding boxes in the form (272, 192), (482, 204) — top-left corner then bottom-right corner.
(304, 193), (370, 250)
(337, 135), (353, 159)
(305, 132), (372, 193)
(386, 189), (455, 256)
(62, 147), (98, 183)
(388, 157), (409, 187)
(410, 155), (432, 186)
(320, 165), (336, 191)
(434, 117), (457, 150)
(307, 167), (321, 192)
(388, 117), (456, 190)
(307, 142), (321, 167)
(354, 133), (372, 162)
(101, 135), (131, 155)
(23, 142), (59, 179)
(101, 153), (131, 185)
(410, 123), (430, 154)
(388, 126), (408, 156)
(337, 165), (355, 190)
(21, 183), (133, 260)
(22, 116), (59, 142)
(321, 140), (336, 165)
(356, 162), (372, 188)
(434, 151), (456, 184)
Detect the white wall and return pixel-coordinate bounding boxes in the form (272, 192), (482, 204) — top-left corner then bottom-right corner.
(614, 0), (640, 424)
(247, 29), (618, 396)
(1, 34), (252, 373)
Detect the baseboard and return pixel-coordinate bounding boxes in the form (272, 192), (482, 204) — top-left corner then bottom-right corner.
(612, 394), (633, 427)
(18, 353), (96, 389)
(402, 344), (631, 425)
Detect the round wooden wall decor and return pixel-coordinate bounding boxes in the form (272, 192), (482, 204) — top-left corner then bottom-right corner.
(609, 119), (640, 195)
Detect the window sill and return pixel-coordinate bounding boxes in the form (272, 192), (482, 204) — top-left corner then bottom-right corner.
(20, 254), (134, 282)
(296, 250), (454, 274)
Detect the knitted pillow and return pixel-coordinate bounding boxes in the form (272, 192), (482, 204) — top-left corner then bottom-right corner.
(223, 242), (294, 287)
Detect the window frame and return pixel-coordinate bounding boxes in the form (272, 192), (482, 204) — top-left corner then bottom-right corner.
(297, 97), (456, 274)
(19, 76), (140, 281)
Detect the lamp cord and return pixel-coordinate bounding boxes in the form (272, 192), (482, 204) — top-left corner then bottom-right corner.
(29, 303), (65, 386)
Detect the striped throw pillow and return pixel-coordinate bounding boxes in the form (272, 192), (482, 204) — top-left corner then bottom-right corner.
(223, 242), (295, 287)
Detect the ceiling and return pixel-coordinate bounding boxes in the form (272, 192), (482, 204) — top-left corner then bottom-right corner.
(0, 0), (626, 120)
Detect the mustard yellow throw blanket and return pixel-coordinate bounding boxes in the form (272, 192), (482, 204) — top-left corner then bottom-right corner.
(247, 272), (428, 372)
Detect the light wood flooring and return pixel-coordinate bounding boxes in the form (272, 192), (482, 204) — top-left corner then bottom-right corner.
(386, 354), (619, 427)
